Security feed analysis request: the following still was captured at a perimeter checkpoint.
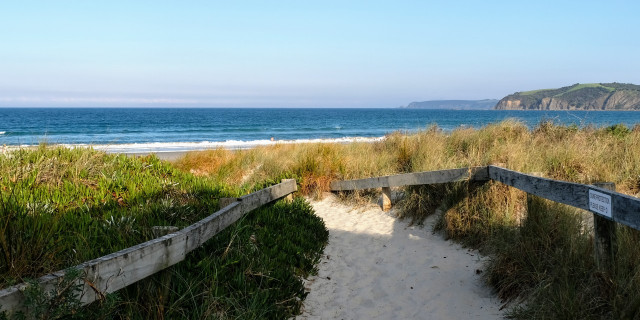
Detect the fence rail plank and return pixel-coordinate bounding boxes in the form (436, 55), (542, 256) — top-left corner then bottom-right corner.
(489, 166), (640, 230)
(326, 165), (640, 290)
(487, 166), (591, 210)
(0, 179), (297, 314)
(330, 166), (489, 191)
(330, 166), (640, 231)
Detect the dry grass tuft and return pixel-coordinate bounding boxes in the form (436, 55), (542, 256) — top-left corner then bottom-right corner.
(437, 182), (525, 246)
(174, 121), (640, 198)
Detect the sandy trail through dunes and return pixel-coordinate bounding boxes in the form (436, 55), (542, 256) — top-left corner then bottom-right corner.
(298, 194), (504, 319)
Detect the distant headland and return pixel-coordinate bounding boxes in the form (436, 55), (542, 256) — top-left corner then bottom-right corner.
(403, 99), (498, 110)
(405, 83), (640, 111)
(494, 83), (640, 110)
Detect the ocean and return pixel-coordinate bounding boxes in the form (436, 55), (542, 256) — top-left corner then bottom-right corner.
(2, 108), (640, 153)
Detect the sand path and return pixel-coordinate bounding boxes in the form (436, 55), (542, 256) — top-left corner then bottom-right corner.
(298, 194), (504, 319)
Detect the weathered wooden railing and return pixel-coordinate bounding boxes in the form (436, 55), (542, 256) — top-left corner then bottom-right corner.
(331, 167), (489, 210)
(331, 166), (640, 269)
(0, 179), (297, 314)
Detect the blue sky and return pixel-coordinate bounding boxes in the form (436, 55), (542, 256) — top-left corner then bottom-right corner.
(1, 1), (639, 107)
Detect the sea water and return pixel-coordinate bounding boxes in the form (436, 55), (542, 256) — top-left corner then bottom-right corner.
(2, 108), (640, 153)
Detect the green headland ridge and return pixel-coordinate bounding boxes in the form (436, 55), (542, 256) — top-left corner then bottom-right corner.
(494, 82), (640, 110)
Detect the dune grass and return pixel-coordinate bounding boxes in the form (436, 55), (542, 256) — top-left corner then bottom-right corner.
(176, 120), (640, 197)
(0, 146), (328, 319)
(0, 146), (226, 288)
(177, 120), (640, 319)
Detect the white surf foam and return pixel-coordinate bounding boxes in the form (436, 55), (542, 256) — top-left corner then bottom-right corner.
(60, 136), (385, 154)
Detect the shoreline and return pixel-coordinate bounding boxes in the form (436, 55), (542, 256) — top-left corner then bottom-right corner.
(1, 136), (385, 158)
(123, 151), (188, 161)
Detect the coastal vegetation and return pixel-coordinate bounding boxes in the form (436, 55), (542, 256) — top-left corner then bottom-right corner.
(178, 120), (640, 319)
(495, 82), (640, 110)
(5, 120), (640, 318)
(0, 147), (328, 319)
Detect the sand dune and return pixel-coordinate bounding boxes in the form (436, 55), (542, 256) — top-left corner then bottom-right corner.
(299, 194), (504, 319)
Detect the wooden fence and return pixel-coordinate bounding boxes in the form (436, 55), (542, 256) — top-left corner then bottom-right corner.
(0, 179), (297, 314)
(331, 166), (640, 268)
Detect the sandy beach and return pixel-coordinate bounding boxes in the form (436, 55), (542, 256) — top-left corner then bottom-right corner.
(122, 151), (188, 161)
(299, 194), (504, 319)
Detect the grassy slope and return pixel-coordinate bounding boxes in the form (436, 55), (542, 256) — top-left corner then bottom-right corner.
(509, 83), (639, 110)
(0, 147), (328, 319)
(559, 83), (616, 95)
(519, 83), (616, 97)
(519, 88), (555, 95)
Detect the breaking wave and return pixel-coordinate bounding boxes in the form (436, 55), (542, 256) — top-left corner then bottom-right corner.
(61, 136), (385, 154)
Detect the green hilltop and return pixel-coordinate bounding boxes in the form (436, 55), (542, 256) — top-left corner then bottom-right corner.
(495, 83), (640, 110)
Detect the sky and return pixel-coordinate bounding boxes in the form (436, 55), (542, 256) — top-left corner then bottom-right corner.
(1, 1), (639, 108)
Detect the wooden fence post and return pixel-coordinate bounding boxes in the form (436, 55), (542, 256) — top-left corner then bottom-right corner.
(524, 172), (544, 227)
(525, 193), (535, 227)
(284, 193), (294, 203)
(381, 187), (392, 211)
(592, 182), (617, 271)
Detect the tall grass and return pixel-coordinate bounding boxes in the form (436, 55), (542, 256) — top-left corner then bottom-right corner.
(176, 120), (640, 197)
(482, 196), (640, 319)
(176, 120), (640, 318)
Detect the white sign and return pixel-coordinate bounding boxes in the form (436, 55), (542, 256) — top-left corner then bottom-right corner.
(589, 189), (612, 218)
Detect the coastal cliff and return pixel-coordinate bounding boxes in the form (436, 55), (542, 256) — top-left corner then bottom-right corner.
(495, 83), (640, 110)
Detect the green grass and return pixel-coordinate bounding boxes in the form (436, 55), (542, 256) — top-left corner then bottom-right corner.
(0, 146), (328, 319)
(82, 198), (329, 320)
(518, 88), (555, 95)
(518, 83), (616, 98)
(0, 146), (228, 287)
(555, 83), (616, 96)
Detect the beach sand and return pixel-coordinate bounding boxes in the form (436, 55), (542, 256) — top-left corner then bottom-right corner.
(299, 194), (504, 319)
(123, 151), (187, 161)
(1, 147), (189, 162)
